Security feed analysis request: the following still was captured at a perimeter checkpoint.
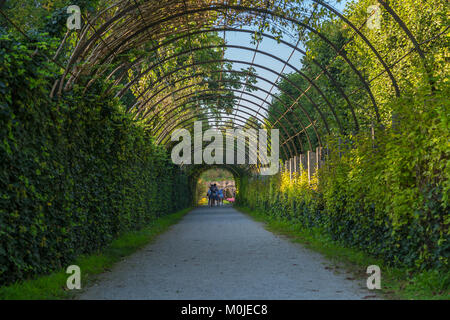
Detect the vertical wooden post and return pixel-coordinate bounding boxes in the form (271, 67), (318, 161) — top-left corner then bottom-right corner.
(307, 150), (316, 182)
(293, 156), (298, 174)
(316, 147), (322, 169)
(285, 158), (291, 181)
(298, 154), (303, 174)
(288, 158), (292, 181)
(300, 154), (307, 174)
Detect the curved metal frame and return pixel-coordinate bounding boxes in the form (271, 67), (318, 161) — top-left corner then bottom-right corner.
(134, 58), (328, 143)
(121, 44), (349, 134)
(161, 111), (288, 160)
(186, 130), (272, 169)
(151, 92), (301, 153)
(107, 31), (360, 127)
(49, 0), (432, 158)
(61, 3), (400, 117)
(135, 67), (327, 144)
(106, 27), (361, 129)
(143, 83), (312, 149)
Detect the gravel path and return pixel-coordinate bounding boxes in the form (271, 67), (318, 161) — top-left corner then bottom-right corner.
(78, 205), (378, 300)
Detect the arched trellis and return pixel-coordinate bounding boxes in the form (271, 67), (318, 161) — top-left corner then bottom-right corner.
(177, 139), (266, 181)
(124, 52), (339, 137)
(159, 111), (288, 159)
(144, 86), (312, 150)
(58, 1), (408, 96)
(157, 109), (287, 160)
(46, 0), (432, 162)
(115, 43), (357, 132)
(170, 136), (266, 171)
(136, 70), (319, 140)
(106, 27), (358, 131)
(135, 66), (325, 146)
(64, 1), (402, 101)
(182, 130), (273, 169)
(148, 92), (301, 156)
(129, 57), (329, 149)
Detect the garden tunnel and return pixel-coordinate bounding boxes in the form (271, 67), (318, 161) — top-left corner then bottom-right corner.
(0, 0), (447, 287)
(0, 0), (444, 208)
(29, 0), (437, 173)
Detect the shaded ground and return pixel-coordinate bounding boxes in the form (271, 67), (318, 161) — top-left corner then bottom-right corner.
(79, 205), (378, 299)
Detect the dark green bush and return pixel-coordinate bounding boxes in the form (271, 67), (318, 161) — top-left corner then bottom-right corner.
(0, 35), (191, 285)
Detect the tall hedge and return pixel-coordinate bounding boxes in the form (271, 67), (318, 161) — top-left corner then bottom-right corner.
(0, 35), (191, 285)
(238, 89), (449, 271)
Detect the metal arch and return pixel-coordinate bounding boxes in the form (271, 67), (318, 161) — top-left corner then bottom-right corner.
(52, 0), (434, 136)
(187, 133), (271, 170)
(161, 121), (275, 169)
(165, 120), (277, 170)
(79, 0), (400, 105)
(182, 141), (264, 168)
(2, 0), (433, 182)
(138, 77), (311, 151)
(146, 90), (297, 142)
(116, 43), (351, 134)
(149, 94), (302, 154)
(122, 45), (348, 134)
(53, 5), (394, 141)
(184, 157), (256, 179)
(131, 70), (316, 151)
(134, 67), (328, 142)
(174, 139), (260, 176)
(158, 112), (289, 160)
(153, 98), (298, 156)
(161, 116), (288, 165)
(135, 59), (330, 146)
(159, 110), (282, 153)
(155, 105), (289, 155)
(148, 90), (306, 153)
(68, 3), (390, 123)
(141, 82), (312, 149)
(104, 27), (357, 128)
(129, 58), (329, 142)
(56, 7), (312, 106)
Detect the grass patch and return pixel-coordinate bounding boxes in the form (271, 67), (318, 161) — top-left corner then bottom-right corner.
(0, 207), (193, 300)
(235, 205), (449, 300)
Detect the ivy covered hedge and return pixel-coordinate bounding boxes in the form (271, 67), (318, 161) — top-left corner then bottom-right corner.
(238, 90), (449, 271)
(0, 35), (191, 285)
